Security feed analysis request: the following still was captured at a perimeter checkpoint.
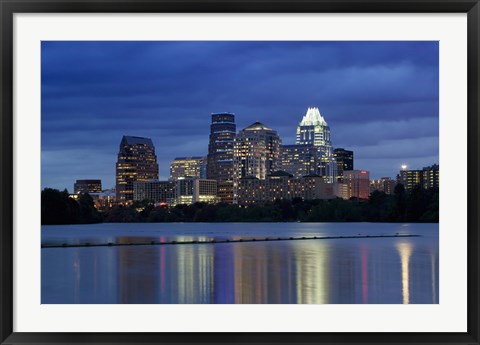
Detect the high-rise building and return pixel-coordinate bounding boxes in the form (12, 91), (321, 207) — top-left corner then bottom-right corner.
(207, 113), (236, 203)
(74, 179), (102, 194)
(207, 113), (236, 182)
(296, 107), (336, 183)
(338, 170), (370, 200)
(280, 144), (318, 179)
(233, 122), (281, 203)
(333, 148), (354, 183)
(116, 136), (159, 203)
(233, 121), (281, 180)
(170, 156), (207, 180)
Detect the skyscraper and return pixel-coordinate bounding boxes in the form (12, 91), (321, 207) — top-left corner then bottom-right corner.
(333, 148), (354, 183)
(233, 122), (281, 202)
(296, 107), (336, 183)
(207, 113), (236, 203)
(116, 136), (159, 203)
(207, 113), (236, 182)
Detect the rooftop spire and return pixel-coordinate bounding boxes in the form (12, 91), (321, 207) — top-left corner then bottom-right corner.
(299, 107), (327, 126)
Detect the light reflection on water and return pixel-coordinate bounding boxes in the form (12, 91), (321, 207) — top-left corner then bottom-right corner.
(41, 223), (438, 304)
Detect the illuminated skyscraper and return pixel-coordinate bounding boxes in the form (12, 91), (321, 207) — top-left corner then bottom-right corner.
(207, 113), (236, 203)
(116, 136), (159, 203)
(233, 122), (281, 202)
(207, 113), (236, 182)
(296, 107), (336, 183)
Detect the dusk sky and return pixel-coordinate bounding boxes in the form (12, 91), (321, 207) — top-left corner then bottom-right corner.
(41, 41), (439, 191)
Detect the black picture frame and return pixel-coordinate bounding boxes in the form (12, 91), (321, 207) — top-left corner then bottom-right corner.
(1, 1), (479, 344)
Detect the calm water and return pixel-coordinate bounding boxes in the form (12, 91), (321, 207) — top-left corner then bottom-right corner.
(41, 222), (438, 304)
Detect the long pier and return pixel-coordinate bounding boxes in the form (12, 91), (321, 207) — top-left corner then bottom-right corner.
(41, 234), (420, 249)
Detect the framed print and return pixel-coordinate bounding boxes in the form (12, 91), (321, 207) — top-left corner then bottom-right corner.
(1, 0), (479, 344)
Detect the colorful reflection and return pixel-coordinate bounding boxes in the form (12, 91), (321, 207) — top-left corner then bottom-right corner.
(42, 233), (438, 304)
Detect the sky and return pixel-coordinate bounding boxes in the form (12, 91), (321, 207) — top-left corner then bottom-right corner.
(41, 41), (439, 191)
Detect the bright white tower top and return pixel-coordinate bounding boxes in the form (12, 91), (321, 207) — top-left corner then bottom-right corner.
(299, 107), (328, 126)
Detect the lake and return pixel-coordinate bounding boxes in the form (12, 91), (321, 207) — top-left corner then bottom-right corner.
(41, 222), (438, 304)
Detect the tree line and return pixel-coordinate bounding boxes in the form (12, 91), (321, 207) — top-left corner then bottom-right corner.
(42, 184), (438, 225)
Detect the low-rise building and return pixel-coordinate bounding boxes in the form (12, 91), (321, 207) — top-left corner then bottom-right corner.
(236, 171), (336, 205)
(74, 179), (102, 194)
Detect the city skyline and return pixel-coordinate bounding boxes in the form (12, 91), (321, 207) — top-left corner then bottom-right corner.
(42, 41), (439, 191)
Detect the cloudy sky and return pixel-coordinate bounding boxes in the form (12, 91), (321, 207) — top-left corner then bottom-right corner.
(41, 41), (439, 191)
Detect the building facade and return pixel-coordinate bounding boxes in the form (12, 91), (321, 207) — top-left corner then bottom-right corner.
(370, 177), (396, 195)
(206, 113), (236, 203)
(116, 136), (159, 203)
(176, 178), (219, 205)
(333, 148), (354, 183)
(74, 179), (102, 194)
(280, 144), (318, 179)
(170, 156), (207, 180)
(233, 122), (281, 181)
(236, 171), (336, 205)
(206, 113), (236, 182)
(397, 164), (439, 191)
(133, 181), (176, 204)
(338, 170), (370, 200)
(296, 107), (336, 183)
(133, 178), (218, 205)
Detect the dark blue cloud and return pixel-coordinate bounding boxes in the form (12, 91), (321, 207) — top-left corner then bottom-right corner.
(41, 41), (439, 191)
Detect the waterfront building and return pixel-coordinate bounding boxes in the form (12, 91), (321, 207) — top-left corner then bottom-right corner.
(422, 164), (440, 189)
(170, 156), (207, 180)
(280, 144), (318, 179)
(176, 178), (219, 205)
(133, 178), (218, 205)
(233, 122), (281, 181)
(333, 148), (354, 183)
(217, 181), (234, 204)
(338, 170), (370, 200)
(297, 174), (337, 201)
(207, 113), (236, 182)
(236, 171), (335, 205)
(206, 113), (236, 204)
(116, 136), (159, 203)
(296, 107), (336, 183)
(397, 164), (439, 191)
(370, 177), (396, 195)
(74, 179), (102, 194)
(133, 180), (176, 204)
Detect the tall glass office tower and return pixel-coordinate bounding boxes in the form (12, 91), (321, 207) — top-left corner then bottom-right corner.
(116, 135), (159, 203)
(207, 113), (236, 181)
(296, 107), (336, 183)
(207, 113), (236, 203)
